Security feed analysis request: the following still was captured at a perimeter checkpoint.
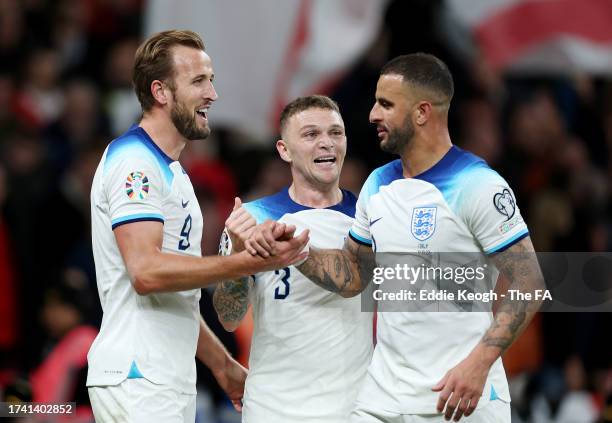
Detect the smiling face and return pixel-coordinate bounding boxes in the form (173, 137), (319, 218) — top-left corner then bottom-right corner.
(369, 74), (416, 155)
(167, 45), (217, 140)
(277, 107), (347, 190)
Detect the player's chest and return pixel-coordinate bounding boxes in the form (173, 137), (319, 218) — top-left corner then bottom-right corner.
(254, 210), (353, 304)
(368, 182), (465, 253)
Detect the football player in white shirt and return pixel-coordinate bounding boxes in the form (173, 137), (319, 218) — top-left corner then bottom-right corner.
(247, 54), (545, 423)
(213, 95), (373, 423)
(87, 30), (308, 423)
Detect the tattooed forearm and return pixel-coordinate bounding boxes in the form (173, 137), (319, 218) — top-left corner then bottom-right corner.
(482, 236), (545, 353)
(213, 276), (252, 324)
(298, 238), (376, 297)
(298, 247), (352, 294)
(347, 238), (376, 292)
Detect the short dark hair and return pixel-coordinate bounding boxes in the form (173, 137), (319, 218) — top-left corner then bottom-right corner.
(279, 95), (341, 135)
(133, 30), (205, 111)
(381, 53), (454, 103)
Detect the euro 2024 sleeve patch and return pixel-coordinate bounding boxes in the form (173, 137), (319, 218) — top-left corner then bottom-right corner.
(125, 171), (150, 200)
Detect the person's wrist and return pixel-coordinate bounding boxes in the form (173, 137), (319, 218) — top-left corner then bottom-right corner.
(293, 241), (310, 267)
(472, 342), (500, 368)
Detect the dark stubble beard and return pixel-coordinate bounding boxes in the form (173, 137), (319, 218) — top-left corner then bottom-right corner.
(381, 115), (414, 155)
(170, 95), (210, 141)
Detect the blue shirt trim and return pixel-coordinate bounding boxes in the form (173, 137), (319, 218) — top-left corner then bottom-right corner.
(349, 230), (372, 246)
(490, 385), (499, 401)
(486, 229), (529, 255)
(243, 188), (356, 224)
(111, 213), (165, 230)
(127, 360), (144, 379)
(362, 160), (403, 203)
(105, 125), (175, 186)
(131, 125), (174, 165)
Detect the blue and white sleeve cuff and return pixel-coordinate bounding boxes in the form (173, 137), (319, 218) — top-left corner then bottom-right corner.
(349, 229), (372, 246)
(485, 229), (529, 255)
(111, 213), (164, 230)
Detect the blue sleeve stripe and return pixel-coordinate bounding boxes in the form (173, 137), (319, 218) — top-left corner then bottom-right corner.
(486, 229), (529, 254)
(349, 230), (372, 246)
(111, 213), (164, 230)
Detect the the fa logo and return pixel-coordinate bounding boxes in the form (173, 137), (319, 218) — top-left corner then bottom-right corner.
(411, 206), (437, 241)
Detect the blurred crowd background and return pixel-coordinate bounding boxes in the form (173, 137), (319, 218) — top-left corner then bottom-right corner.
(0, 0), (611, 422)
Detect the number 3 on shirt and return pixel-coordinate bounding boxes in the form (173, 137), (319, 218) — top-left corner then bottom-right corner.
(178, 214), (192, 250)
(274, 267), (290, 299)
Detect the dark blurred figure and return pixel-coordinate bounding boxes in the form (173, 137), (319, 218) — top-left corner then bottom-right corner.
(13, 48), (64, 129)
(0, 73), (18, 138)
(0, 164), (19, 381)
(0, 0), (29, 74)
(244, 155), (292, 201)
(50, 0), (94, 76)
(1, 129), (54, 372)
(43, 78), (110, 177)
(102, 37), (141, 136)
(339, 157), (368, 196)
(30, 276), (97, 422)
(456, 97), (502, 167)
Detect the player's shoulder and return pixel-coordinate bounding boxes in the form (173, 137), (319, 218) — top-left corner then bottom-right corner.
(419, 146), (505, 188)
(243, 187), (356, 223)
(449, 146), (506, 187)
(361, 159), (403, 201)
(243, 189), (291, 223)
(104, 125), (174, 184)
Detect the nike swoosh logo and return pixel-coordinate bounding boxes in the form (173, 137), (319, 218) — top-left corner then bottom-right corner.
(370, 217), (382, 226)
(181, 199), (189, 208)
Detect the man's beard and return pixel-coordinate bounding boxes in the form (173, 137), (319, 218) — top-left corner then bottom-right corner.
(170, 97), (210, 141)
(381, 116), (414, 155)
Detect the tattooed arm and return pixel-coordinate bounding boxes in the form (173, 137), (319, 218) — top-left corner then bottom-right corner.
(297, 236), (376, 298)
(483, 236), (544, 352)
(213, 276), (254, 332)
(433, 236), (545, 421)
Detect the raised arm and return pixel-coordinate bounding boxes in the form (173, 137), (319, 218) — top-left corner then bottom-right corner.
(297, 236), (376, 298)
(434, 236), (545, 421)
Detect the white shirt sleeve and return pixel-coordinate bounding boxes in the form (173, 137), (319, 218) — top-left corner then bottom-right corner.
(104, 156), (168, 229)
(349, 182), (372, 246)
(461, 172), (529, 254)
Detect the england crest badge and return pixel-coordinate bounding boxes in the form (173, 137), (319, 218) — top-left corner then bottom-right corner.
(411, 206), (437, 241)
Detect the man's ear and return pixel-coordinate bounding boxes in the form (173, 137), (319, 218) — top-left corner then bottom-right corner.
(415, 101), (433, 126)
(151, 80), (171, 106)
(276, 139), (292, 163)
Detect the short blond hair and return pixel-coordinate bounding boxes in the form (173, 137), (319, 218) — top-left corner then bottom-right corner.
(279, 95), (341, 135)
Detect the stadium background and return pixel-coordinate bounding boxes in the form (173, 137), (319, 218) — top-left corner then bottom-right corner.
(0, 0), (610, 421)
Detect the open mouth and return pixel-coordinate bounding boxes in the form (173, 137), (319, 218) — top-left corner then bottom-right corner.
(314, 156), (337, 164)
(196, 107), (208, 121)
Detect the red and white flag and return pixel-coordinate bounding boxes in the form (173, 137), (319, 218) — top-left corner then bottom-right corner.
(447, 0), (612, 74)
(145, 0), (388, 142)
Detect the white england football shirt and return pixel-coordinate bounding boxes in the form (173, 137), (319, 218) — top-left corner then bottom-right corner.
(87, 126), (203, 394)
(349, 146), (528, 414)
(240, 188), (373, 423)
